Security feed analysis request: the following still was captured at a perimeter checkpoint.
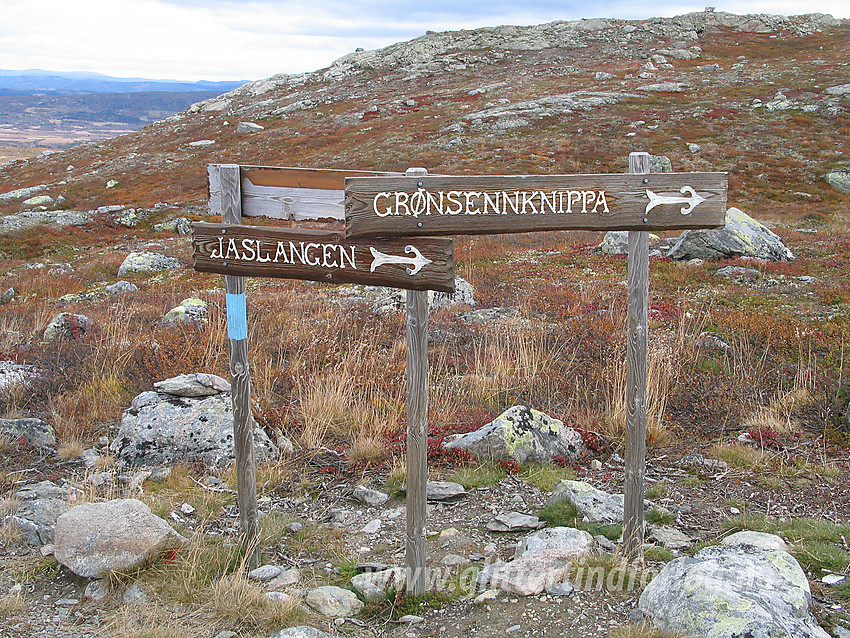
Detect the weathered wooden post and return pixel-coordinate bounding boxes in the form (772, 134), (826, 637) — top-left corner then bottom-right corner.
(219, 164), (261, 568)
(404, 167), (429, 596)
(622, 151), (651, 561)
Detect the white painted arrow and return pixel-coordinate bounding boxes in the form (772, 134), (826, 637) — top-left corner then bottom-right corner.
(370, 245), (433, 275)
(645, 186), (706, 215)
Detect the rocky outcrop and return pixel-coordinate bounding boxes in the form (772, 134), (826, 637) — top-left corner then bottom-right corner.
(667, 207), (794, 262)
(110, 380), (279, 467)
(639, 536), (828, 638)
(53, 499), (187, 578)
(445, 405), (585, 464)
(117, 251), (183, 276)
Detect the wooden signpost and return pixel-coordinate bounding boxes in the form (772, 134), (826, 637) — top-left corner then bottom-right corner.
(195, 155), (727, 578)
(345, 171), (727, 237)
(344, 155), (728, 563)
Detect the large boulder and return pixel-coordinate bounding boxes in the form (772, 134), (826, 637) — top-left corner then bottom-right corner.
(53, 499), (187, 578)
(639, 540), (829, 638)
(667, 207), (794, 262)
(110, 390), (279, 467)
(42, 313), (93, 341)
(546, 480), (625, 523)
(445, 405), (585, 463)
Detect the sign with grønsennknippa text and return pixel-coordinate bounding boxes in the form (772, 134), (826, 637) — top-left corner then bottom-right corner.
(345, 172), (727, 237)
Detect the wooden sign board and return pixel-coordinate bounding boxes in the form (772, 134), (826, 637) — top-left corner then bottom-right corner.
(345, 172), (728, 237)
(192, 222), (455, 292)
(208, 165), (403, 221)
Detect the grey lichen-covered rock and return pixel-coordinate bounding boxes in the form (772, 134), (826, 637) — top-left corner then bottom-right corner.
(42, 313), (93, 341)
(0, 209), (91, 235)
(110, 391), (279, 467)
(305, 585), (364, 617)
(514, 527), (594, 559)
(352, 485), (390, 507)
(425, 481), (467, 501)
(105, 280), (139, 296)
(0, 417), (55, 448)
(824, 169), (850, 194)
(269, 627), (334, 638)
(53, 499), (187, 578)
(667, 207), (794, 262)
(720, 530), (788, 551)
(546, 480), (625, 523)
(152, 217), (192, 235)
(487, 512), (545, 532)
(117, 251), (183, 276)
(236, 121), (264, 133)
(4, 481), (70, 545)
(639, 544), (828, 638)
(153, 373), (230, 397)
(647, 525), (692, 550)
(432, 276), (475, 310)
(162, 298), (208, 325)
(445, 405), (585, 464)
(350, 566), (405, 601)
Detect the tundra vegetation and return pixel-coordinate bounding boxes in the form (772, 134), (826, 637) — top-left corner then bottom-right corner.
(0, 9), (849, 638)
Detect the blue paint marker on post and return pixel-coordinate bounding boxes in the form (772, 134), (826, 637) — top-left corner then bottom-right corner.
(226, 293), (248, 341)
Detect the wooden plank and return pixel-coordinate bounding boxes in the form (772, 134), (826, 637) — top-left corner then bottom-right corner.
(208, 165), (402, 221)
(405, 288), (429, 596)
(219, 164), (260, 569)
(192, 222), (456, 293)
(345, 172), (727, 237)
(622, 152), (650, 562)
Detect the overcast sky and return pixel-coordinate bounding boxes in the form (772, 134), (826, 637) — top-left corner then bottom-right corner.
(2, 0), (847, 82)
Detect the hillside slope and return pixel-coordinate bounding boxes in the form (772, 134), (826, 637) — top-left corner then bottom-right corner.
(0, 9), (847, 220)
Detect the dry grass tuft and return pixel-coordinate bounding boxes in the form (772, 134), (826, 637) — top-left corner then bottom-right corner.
(609, 622), (684, 638)
(204, 572), (302, 630)
(0, 591), (27, 616)
(56, 438), (85, 460)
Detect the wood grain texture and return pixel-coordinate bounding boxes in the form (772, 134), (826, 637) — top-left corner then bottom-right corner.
(220, 164), (260, 569)
(192, 222), (456, 292)
(622, 152), (650, 562)
(405, 289), (429, 596)
(208, 165), (402, 221)
(345, 172), (727, 237)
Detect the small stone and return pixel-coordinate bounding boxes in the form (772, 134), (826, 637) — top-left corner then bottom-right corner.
(122, 583), (148, 605)
(249, 564), (282, 581)
(106, 180), (119, 188)
(180, 503), (195, 515)
(546, 582), (575, 596)
(352, 485), (389, 507)
(214, 632), (238, 638)
(236, 122), (264, 133)
(730, 507), (741, 515)
(55, 598), (79, 606)
(487, 512), (544, 532)
(189, 139), (215, 147)
(474, 589), (499, 604)
(822, 574), (846, 585)
(590, 459), (603, 471)
(440, 553), (470, 566)
(399, 615), (425, 623)
(360, 519), (382, 534)
(105, 281), (139, 296)
(148, 467), (172, 482)
(305, 585), (365, 618)
(40, 544), (55, 556)
(425, 481), (467, 501)
(506, 625), (521, 633)
(266, 568), (300, 590)
(286, 522), (304, 533)
(83, 579), (111, 601)
(265, 591), (294, 604)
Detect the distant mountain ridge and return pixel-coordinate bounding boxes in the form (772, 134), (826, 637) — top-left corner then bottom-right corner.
(0, 69), (247, 95)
